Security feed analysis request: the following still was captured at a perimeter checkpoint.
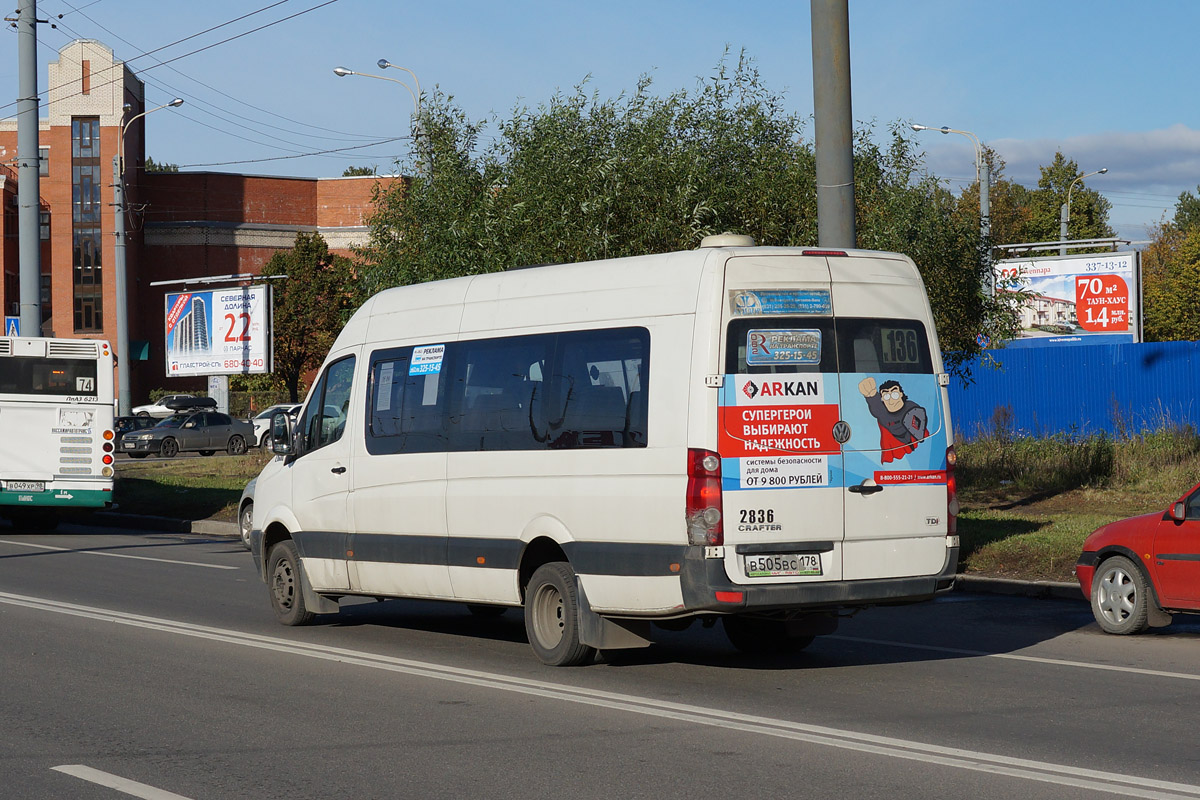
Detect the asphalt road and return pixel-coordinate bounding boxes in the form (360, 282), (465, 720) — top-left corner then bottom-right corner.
(2, 526), (1199, 800)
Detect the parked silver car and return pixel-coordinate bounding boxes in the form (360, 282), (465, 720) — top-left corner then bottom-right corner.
(120, 410), (255, 458)
(238, 477), (256, 550)
(131, 394), (218, 419)
(249, 404), (300, 447)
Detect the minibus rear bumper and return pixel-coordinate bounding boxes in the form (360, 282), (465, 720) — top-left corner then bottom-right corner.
(678, 545), (959, 614)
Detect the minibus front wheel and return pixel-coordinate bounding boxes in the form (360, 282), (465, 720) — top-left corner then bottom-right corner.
(268, 540), (315, 626)
(524, 562), (595, 667)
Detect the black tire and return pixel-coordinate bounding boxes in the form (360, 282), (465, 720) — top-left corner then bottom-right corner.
(198, 450), (215, 456)
(1091, 555), (1152, 635)
(466, 603), (508, 618)
(227, 435), (247, 455)
(238, 501), (253, 551)
(524, 562), (595, 667)
(722, 615), (815, 655)
(159, 437), (178, 458)
(268, 540), (314, 626)
(136, 411), (150, 418)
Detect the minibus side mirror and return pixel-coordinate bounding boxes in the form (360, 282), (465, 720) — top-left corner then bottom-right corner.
(270, 411), (294, 455)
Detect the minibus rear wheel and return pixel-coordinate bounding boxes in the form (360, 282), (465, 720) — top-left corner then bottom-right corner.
(524, 562), (595, 667)
(268, 540), (314, 626)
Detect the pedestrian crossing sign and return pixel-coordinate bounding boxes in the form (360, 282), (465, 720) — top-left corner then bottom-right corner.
(4, 317), (18, 337)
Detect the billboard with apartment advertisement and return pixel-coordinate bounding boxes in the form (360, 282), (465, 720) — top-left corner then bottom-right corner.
(994, 251), (1141, 348)
(163, 285), (273, 376)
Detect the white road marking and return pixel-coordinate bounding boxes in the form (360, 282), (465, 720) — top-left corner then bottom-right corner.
(0, 539), (237, 570)
(6, 591), (1200, 800)
(52, 764), (194, 799)
(830, 634), (1200, 682)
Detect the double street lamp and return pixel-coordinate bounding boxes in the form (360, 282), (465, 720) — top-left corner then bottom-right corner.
(113, 97), (183, 415)
(911, 123), (991, 293)
(333, 59), (424, 173)
(1060, 167), (1108, 254)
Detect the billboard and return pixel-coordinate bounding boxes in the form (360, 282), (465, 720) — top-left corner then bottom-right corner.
(994, 251), (1140, 347)
(164, 285), (273, 376)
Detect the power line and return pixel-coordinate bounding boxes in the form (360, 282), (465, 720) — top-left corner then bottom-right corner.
(1, 0), (340, 121)
(44, 0), (386, 143)
(177, 136), (410, 168)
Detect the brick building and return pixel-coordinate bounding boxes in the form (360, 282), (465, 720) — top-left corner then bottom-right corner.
(0, 40), (400, 404)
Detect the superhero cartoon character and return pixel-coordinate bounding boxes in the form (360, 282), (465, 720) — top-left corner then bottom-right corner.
(858, 377), (928, 463)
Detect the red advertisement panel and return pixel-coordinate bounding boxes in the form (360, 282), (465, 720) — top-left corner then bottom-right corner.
(719, 403), (841, 457)
(1075, 274), (1129, 332)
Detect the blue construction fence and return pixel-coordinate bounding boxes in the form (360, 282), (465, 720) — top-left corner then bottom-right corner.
(948, 341), (1200, 440)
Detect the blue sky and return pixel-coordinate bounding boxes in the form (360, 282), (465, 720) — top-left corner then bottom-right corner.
(3, 0), (1197, 243)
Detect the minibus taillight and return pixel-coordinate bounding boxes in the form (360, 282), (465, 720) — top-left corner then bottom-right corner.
(946, 445), (959, 536)
(686, 448), (723, 546)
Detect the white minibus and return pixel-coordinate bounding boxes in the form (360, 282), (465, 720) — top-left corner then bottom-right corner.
(250, 235), (958, 665)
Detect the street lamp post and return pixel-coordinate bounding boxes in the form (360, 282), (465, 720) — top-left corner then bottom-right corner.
(333, 61), (424, 172)
(912, 124), (991, 294)
(113, 97), (183, 415)
(1060, 168), (1108, 255)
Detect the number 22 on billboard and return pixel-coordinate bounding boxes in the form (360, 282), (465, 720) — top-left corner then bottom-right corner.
(1075, 275), (1129, 332)
(224, 312), (251, 343)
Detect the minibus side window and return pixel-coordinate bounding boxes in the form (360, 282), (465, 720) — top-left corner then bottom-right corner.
(299, 355), (355, 454)
(366, 347), (447, 455)
(448, 335), (551, 451)
(548, 328), (649, 449)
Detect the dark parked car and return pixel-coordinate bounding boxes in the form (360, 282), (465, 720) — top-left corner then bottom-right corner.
(114, 415), (157, 448)
(1076, 481), (1200, 634)
(119, 410), (256, 458)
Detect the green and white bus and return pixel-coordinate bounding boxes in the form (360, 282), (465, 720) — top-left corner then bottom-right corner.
(0, 337), (116, 527)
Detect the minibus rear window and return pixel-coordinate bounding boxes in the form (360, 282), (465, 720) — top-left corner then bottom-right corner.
(726, 318), (932, 375)
(837, 319), (932, 374)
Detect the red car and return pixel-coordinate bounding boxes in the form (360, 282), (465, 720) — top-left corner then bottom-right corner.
(1076, 483), (1200, 634)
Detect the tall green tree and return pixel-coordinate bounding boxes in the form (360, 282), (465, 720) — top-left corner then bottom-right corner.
(358, 55), (1016, 376)
(144, 156), (179, 173)
(1142, 190), (1200, 341)
(1027, 152), (1113, 244)
(263, 232), (359, 401)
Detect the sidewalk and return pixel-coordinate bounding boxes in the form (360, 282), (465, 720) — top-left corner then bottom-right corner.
(80, 511), (1086, 603)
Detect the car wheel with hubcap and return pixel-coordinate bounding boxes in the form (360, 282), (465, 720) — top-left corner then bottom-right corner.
(268, 540), (314, 626)
(239, 501), (253, 550)
(1091, 555), (1152, 635)
(524, 562), (594, 666)
(227, 435), (247, 455)
(159, 437), (178, 458)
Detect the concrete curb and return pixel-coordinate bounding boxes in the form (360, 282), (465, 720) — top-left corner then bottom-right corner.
(954, 574), (1085, 602)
